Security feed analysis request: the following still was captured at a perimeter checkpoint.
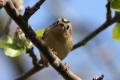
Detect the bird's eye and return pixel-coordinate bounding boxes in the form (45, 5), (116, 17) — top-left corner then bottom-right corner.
(56, 21), (59, 24)
(66, 25), (69, 30)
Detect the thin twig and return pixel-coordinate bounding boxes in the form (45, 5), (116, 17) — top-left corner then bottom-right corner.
(26, 47), (39, 66)
(15, 66), (45, 80)
(72, 16), (117, 50)
(20, 47), (47, 79)
(17, 47), (47, 80)
(72, 1), (117, 51)
(4, 1), (81, 80)
(106, 0), (112, 22)
(0, 17), (12, 40)
(23, 0), (45, 21)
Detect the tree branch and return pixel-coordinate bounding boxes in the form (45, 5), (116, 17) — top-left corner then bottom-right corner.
(72, 17), (117, 50)
(106, 0), (112, 22)
(0, 18), (12, 40)
(26, 47), (39, 66)
(18, 47), (46, 80)
(23, 0), (45, 21)
(4, 1), (81, 80)
(15, 66), (45, 80)
(72, 1), (120, 51)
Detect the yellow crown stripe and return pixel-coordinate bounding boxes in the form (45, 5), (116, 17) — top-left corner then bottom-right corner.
(63, 18), (68, 22)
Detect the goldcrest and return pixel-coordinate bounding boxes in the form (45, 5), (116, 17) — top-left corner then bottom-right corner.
(40, 18), (73, 66)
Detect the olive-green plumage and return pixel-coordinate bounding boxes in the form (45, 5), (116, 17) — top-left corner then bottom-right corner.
(40, 18), (73, 66)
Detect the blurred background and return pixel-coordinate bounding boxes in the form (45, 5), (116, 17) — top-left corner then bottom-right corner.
(0, 0), (120, 80)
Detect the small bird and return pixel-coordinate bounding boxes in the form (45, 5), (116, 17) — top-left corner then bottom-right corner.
(40, 18), (73, 67)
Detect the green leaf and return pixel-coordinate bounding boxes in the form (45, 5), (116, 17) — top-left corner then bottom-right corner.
(13, 29), (33, 49)
(5, 36), (13, 43)
(4, 44), (24, 57)
(0, 33), (32, 57)
(0, 36), (13, 48)
(0, 41), (10, 48)
(113, 23), (120, 41)
(36, 30), (45, 38)
(111, 0), (120, 11)
(0, 36), (25, 57)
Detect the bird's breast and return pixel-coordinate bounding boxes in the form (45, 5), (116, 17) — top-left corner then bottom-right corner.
(44, 33), (73, 60)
